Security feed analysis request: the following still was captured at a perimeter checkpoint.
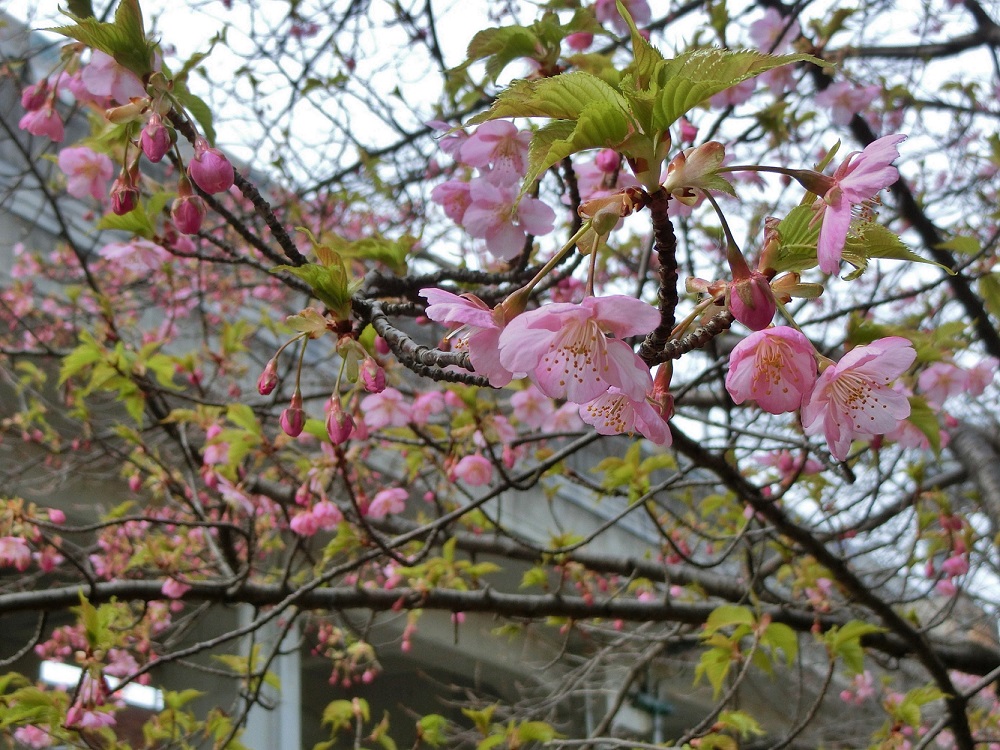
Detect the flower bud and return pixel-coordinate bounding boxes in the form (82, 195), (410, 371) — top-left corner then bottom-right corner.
(729, 271), (776, 331)
(280, 391), (305, 437)
(565, 31), (593, 51)
(361, 357), (386, 393)
(140, 113), (171, 163)
(110, 170), (139, 215)
(188, 137), (234, 194)
(171, 193), (206, 235)
(20, 81), (49, 111)
(257, 358), (279, 395)
(326, 400), (355, 445)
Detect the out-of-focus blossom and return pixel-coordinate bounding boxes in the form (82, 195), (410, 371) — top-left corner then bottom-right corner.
(360, 387), (411, 429)
(463, 173), (555, 261)
(58, 146), (114, 201)
(81, 50), (147, 104)
(709, 79), (756, 109)
(917, 362), (968, 406)
(815, 81), (881, 127)
(161, 578), (191, 599)
(749, 8), (799, 53)
(594, 0), (651, 34)
(0, 536), (31, 571)
(18, 107), (64, 141)
(367, 488), (407, 519)
(511, 386), (555, 429)
(459, 120), (531, 176)
(452, 454), (494, 486)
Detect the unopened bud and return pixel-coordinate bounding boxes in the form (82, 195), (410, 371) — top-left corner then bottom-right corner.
(257, 358), (279, 396)
(188, 137), (234, 194)
(280, 391), (305, 437)
(140, 113), (171, 163)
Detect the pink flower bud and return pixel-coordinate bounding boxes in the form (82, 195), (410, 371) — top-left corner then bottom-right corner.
(18, 106), (64, 141)
(280, 391), (305, 437)
(257, 358), (279, 395)
(48, 509), (66, 524)
(188, 137), (234, 194)
(20, 81), (49, 111)
(326, 401), (355, 444)
(595, 148), (621, 174)
(728, 271), (775, 331)
(171, 194), (206, 235)
(140, 113), (170, 163)
(565, 31), (593, 51)
(110, 171), (139, 215)
(361, 357), (386, 393)
(374, 336), (390, 355)
(678, 117), (698, 144)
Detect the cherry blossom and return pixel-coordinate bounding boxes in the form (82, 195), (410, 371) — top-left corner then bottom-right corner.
(462, 173), (555, 261)
(812, 134), (906, 274)
(709, 79), (756, 108)
(459, 120), (531, 177)
(749, 8), (799, 53)
(430, 179), (472, 224)
(452, 454), (494, 486)
(510, 385), (555, 429)
(360, 387), (411, 429)
(420, 288), (516, 387)
(367, 488), (408, 519)
(499, 295), (659, 404)
(0, 536), (31, 571)
(579, 388), (672, 445)
(801, 337), (916, 461)
(725, 327), (817, 414)
(18, 107), (64, 141)
(815, 81), (881, 126)
(57, 146), (114, 201)
(13, 726), (54, 749)
(161, 577), (191, 599)
(917, 362), (969, 406)
(81, 51), (147, 104)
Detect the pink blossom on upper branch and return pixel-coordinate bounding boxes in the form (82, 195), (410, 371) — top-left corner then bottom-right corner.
(462, 172), (555, 261)
(452, 454), (494, 486)
(81, 50), (147, 104)
(579, 388), (672, 445)
(749, 8), (800, 53)
(359, 387), (411, 429)
(725, 327), (817, 414)
(811, 134), (906, 274)
(801, 337), (916, 461)
(917, 362), (969, 406)
(594, 0), (651, 34)
(458, 120), (531, 177)
(0, 536), (31, 571)
(430, 179), (472, 224)
(498, 295), (659, 404)
(815, 81), (881, 126)
(367, 488), (408, 519)
(511, 385), (555, 429)
(420, 287), (517, 387)
(57, 146), (114, 201)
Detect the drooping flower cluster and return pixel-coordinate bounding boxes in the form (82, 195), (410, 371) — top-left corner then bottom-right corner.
(726, 329), (918, 461)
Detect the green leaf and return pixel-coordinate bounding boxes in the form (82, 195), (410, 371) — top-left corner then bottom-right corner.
(694, 646), (732, 698)
(979, 273), (1000, 321)
(773, 204), (821, 272)
(903, 397), (941, 453)
(325, 233), (415, 276)
(517, 721), (559, 743)
(227, 403), (263, 436)
(618, 0), (663, 84)
(60, 331), (104, 385)
(49, 0), (155, 79)
(937, 235), (980, 256)
(761, 622), (798, 666)
(417, 715), (449, 747)
(843, 222), (954, 279)
(704, 604), (755, 635)
(468, 72), (630, 125)
(651, 49), (826, 129)
(66, 0), (96, 18)
(716, 710), (764, 739)
(464, 26), (541, 83)
(96, 201), (155, 238)
(272, 262), (356, 320)
(825, 620), (886, 673)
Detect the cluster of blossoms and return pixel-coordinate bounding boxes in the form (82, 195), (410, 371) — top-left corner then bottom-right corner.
(20, 48), (234, 237)
(421, 288), (672, 445)
(430, 120), (556, 261)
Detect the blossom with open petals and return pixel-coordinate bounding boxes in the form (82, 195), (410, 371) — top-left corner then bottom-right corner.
(813, 134), (905, 274)
(499, 295), (658, 404)
(726, 327), (817, 414)
(58, 146), (114, 201)
(459, 120), (531, 177)
(579, 388), (672, 445)
(801, 336), (915, 460)
(367, 488), (407, 519)
(421, 287), (516, 387)
(462, 173), (555, 261)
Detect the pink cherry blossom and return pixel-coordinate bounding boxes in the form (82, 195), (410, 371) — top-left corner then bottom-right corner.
(709, 79), (756, 109)
(98, 239), (170, 272)
(360, 387), (411, 429)
(565, 32), (594, 51)
(81, 51), (147, 104)
(459, 120), (531, 176)
(813, 134), (906, 274)
(511, 385), (555, 429)
(57, 146), (114, 201)
(498, 295), (659, 404)
(18, 107), (64, 141)
(462, 173), (555, 261)
(420, 287), (516, 387)
(595, 0), (651, 34)
(431, 179), (472, 224)
(725, 327), (817, 414)
(801, 336), (916, 461)
(290, 510), (320, 536)
(161, 577), (191, 599)
(579, 388), (672, 446)
(367, 488), (408, 519)
(0, 536), (31, 571)
(917, 362), (968, 406)
(312, 500), (344, 529)
(965, 356), (998, 395)
(749, 8), (799, 53)
(941, 554), (969, 578)
(13, 726), (54, 749)
(545, 402), (586, 432)
(426, 119), (469, 158)
(452, 454), (494, 486)
(815, 82), (881, 127)
(411, 391), (445, 424)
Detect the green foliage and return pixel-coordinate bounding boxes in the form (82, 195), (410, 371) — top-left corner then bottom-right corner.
(416, 714), (450, 747)
(905, 396), (942, 452)
(823, 620), (887, 674)
(593, 441), (676, 501)
(842, 222), (953, 280)
(50, 0), (156, 79)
